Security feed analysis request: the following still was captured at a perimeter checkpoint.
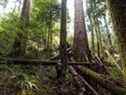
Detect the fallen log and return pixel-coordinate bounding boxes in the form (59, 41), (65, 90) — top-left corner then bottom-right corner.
(67, 57), (99, 95)
(68, 66), (86, 95)
(74, 66), (126, 95)
(1, 51), (125, 95)
(68, 66), (99, 95)
(0, 57), (90, 66)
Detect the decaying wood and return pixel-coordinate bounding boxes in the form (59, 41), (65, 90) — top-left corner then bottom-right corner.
(67, 54), (99, 95)
(74, 66), (126, 94)
(1, 48), (126, 95)
(68, 66), (86, 95)
(0, 57), (90, 65)
(68, 66), (99, 95)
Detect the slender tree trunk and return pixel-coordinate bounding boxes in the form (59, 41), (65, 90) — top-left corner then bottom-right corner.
(73, 0), (90, 61)
(47, 3), (53, 51)
(107, 0), (126, 75)
(88, 0), (95, 54)
(90, 16), (95, 54)
(95, 28), (100, 57)
(56, 0), (67, 94)
(48, 14), (53, 50)
(88, 0), (103, 56)
(103, 15), (112, 47)
(88, 14), (95, 54)
(49, 3), (53, 50)
(94, 17), (102, 57)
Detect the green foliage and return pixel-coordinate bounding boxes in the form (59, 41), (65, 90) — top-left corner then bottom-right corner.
(86, 0), (125, 81)
(0, 0), (61, 57)
(0, 13), (21, 56)
(0, 0), (61, 94)
(26, 0), (61, 57)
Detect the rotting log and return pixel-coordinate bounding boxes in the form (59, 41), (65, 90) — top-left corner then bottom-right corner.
(74, 66), (126, 95)
(2, 57), (114, 67)
(0, 57), (90, 65)
(0, 55), (124, 94)
(68, 66), (86, 95)
(67, 54), (99, 95)
(68, 66), (99, 95)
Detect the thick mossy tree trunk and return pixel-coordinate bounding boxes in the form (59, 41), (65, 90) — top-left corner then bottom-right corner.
(10, 0), (32, 57)
(107, 0), (126, 74)
(73, 0), (90, 61)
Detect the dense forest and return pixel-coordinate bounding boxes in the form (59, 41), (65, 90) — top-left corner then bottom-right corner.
(0, 0), (126, 95)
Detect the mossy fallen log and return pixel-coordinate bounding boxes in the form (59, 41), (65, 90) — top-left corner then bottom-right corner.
(69, 66), (99, 95)
(74, 66), (126, 95)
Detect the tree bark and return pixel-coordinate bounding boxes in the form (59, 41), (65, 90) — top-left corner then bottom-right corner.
(73, 0), (90, 61)
(21, 0), (31, 24)
(107, 0), (126, 74)
(56, 1), (67, 94)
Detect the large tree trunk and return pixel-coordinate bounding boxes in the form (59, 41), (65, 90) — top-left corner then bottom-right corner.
(73, 0), (90, 61)
(107, 0), (126, 74)
(21, 0), (31, 24)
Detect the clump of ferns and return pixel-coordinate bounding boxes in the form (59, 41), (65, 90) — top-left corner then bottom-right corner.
(0, 64), (40, 94)
(16, 73), (39, 93)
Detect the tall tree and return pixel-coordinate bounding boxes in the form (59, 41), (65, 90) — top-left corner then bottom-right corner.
(56, 0), (67, 94)
(55, 0), (67, 87)
(107, 0), (126, 74)
(73, 0), (90, 61)
(87, 0), (95, 54)
(10, 0), (32, 57)
(46, 1), (60, 50)
(95, 17), (102, 57)
(103, 15), (112, 47)
(87, 0), (107, 57)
